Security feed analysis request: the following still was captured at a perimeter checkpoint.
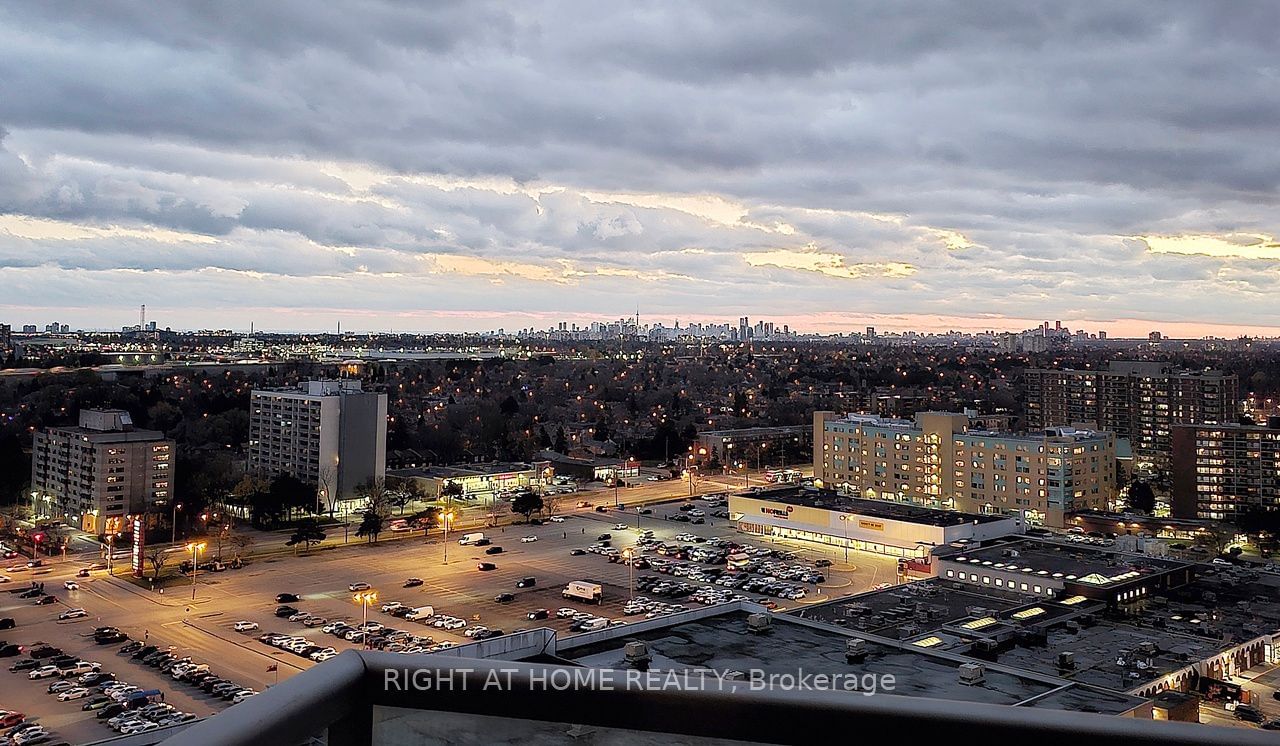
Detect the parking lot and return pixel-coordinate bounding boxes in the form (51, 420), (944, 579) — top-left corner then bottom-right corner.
(0, 497), (895, 742)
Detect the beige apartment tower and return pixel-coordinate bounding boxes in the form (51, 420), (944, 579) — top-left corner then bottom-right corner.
(814, 410), (1115, 528)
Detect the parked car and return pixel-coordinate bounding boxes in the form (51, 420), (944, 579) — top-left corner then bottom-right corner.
(58, 608), (88, 620)
(484, 546), (504, 555)
(494, 593), (515, 603)
(403, 578), (423, 588)
(477, 562), (497, 571)
(516, 577), (536, 588)
(275, 593), (300, 603)
(233, 620), (259, 632)
(348, 582), (371, 592)
(520, 536), (538, 543)
(526, 608), (550, 620)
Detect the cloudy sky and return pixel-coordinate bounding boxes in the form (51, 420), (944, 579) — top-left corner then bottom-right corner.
(1, 2), (1278, 336)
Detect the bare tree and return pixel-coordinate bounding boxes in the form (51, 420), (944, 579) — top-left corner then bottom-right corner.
(147, 548), (169, 579)
(317, 465), (339, 516)
(542, 493), (563, 518)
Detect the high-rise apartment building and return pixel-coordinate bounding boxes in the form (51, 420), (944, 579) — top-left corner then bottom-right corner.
(30, 409), (174, 533)
(1023, 361), (1237, 468)
(814, 410), (1115, 527)
(248, 380), (387, 499)
(1170, 419), (1280, 521)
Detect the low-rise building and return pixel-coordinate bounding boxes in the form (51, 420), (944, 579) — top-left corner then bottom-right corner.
(730, 486), (1022, 559)
(388, 461), (552, 500)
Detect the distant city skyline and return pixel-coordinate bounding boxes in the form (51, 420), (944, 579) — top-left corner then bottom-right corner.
(1, 5), (1278, 337)
(6, 306), (1280, 340)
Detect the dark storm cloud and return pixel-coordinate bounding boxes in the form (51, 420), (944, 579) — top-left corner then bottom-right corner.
(0, 1), (1278, 331)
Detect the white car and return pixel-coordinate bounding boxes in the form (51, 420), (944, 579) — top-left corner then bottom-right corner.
(120, 720), (160, 735)
(233, 620), (259, 632)
(613, 523), (627, 530)
(0, 574), (9, 583)
(29, 665), (60, 679)
(547, 516), (565, 523)
(63, 580), (80, 590)
(232, 690), (257, 704)
(348, 582), (371, 592)
(12, 728), (49, 745)
(58, 686), (90, 701)
(520, 536), (538, 543)
(556, 607), (577, 618)
(59, 607), (89, 620)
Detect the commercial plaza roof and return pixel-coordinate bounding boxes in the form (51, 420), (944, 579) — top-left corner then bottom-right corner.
(941, 538), (1190, 588)
(557, 608), (1144, 715)
(734, 486), (1010, 527)
(389, 461), (543, 479)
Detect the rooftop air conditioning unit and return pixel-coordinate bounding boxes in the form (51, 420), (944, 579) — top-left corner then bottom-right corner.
(845, 638), (868, 663)
(899, 622), (921, 637)
(747, 613), (772, 633)
(1138, 641), (1157, 656)
(1057, 651), (1075, 670)
(958, 663), (985, 685)
(624, 641), (651, 666)
(966, 606), (989, 617)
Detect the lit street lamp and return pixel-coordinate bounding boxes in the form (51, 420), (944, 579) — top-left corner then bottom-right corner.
(838, 514), (852, 563)
(186, 541), (206, 600)
(171, 503), (183, 544)
(352, 590), (378, 649)
(442, 511), (455, 565)
(621, 548), (636, 600)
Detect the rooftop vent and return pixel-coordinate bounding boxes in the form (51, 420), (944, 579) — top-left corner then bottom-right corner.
(845, 638), (868, 663)
(1138, 641), (1158, 656)
(747, 613), (772, 633)
(624, 641), (651, 667)
(1057, 651), (1076, 670)
(958, 662), (985, 685)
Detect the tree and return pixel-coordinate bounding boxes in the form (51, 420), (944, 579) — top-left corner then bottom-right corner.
(499, 394), (520, 418)
(439, 480), (464, 504)
(269, 473), (317, 521)
(553, 427), (567, 454)
(355, 477), (391, 518)
(1193, 524), (1234, 557)
(317, 465), (339, 516)
(1127, 482), (1156, 514)
(408, 507), (441, 538)
(356, 508), (385, 543)
(542, 493), (563, 518)
(511, 491), (544, 522)
(286, 517), (327, 555)
(229, 532), (255, 562)
(147, 548), (169, 579)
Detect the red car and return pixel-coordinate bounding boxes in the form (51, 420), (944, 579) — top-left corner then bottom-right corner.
(0, 712), (25, 727)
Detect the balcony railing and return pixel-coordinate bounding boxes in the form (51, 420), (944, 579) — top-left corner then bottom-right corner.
(99, 651), (1280, 746)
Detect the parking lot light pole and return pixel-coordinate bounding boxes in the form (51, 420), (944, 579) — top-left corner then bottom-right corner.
(353, 590), (378, 649)
(442, 511), (455, 565)
(621, 548), (635, 600)
(171, 502), (183, 544)
(186, 541), (206, 600)
(838, 515), (851, 563)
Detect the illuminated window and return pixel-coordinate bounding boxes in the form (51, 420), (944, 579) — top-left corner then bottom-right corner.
(912, 636), (943, 648)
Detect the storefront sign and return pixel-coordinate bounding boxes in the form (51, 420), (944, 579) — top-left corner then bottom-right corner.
(131, 518), (144, 577)
(760, 505), (794, 518)
(858, 519), (885, 531)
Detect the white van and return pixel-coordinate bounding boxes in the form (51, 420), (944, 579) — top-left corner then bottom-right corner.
(458, 533), (486, 546)
(405, 605), (435, 621)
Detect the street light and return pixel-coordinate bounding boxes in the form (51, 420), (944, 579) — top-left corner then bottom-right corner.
(186, 541), (206, 600)
(171, 503), (183, 544)
(838, 514), (852, 563)
(442, 511), (455, 565)
(352, 590), (378, 649)
(621, 548), (636, 600)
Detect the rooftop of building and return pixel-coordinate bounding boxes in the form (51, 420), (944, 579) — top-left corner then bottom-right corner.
(556, 607), (1145, 715)
(731, 486), (1011, 527)
(698, 425), (808, 437)
(827, 412), (1111, 442)
(939, 538), (1191, 587)
(389, 461), (545, 479)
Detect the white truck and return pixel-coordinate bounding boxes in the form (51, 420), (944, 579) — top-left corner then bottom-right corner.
(563, 581), (603, 604)
(458, 533), (487, 546)
(404, 605), (434, 621)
